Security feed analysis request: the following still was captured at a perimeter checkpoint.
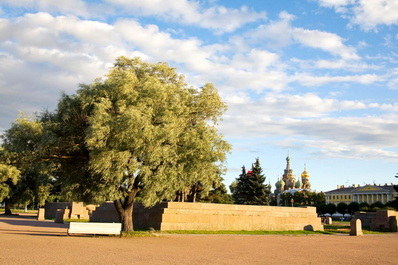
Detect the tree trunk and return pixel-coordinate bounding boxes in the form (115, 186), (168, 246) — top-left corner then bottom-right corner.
(114, 192), (136, 232)
(117, 203), (133, 232)
(4, 198), (12, 215)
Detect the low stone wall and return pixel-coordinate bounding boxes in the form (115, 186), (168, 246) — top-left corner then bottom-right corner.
(90, 202), (119, 223)
(353, 211), (376, 228)
(354, 210), (398, 231)
(44, 202), (72, 219)
(44, 202), (95, 221)
(91, 202), (324, 231)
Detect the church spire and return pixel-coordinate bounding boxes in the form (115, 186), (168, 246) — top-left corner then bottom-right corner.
(286, 155), (291, 170)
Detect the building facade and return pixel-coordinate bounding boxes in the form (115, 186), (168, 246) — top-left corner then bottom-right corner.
(325, 184), (397, 205)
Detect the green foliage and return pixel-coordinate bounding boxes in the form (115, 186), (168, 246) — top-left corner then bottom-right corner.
(359, 202), (370, 211)
(347, 202), (360, 215)
(279, 190), (325, 208)
(336, 202), (348, 216)
(389, 183), (398, 210)
(231, 158), (271, 205)
(0, 116), (54, 210)
(0, 161), (20, 201)
(44, 57), (230, 231)
(199, 183), (233, 204)
(316, 203), (327, 215)
(325, 203), (337, 215)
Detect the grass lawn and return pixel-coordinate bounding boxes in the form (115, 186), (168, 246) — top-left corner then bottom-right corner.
(63, 219), (90, 223)
(0, 208), (38, 214)
(120, 230), (334, 237)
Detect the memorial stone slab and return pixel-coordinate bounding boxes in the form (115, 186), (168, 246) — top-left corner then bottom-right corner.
(350, 218), (363, 236)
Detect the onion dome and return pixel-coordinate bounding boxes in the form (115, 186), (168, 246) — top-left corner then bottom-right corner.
(295, 178), (302, 189)
(275, 178), (285, 189)
(301, 167), (310, 179)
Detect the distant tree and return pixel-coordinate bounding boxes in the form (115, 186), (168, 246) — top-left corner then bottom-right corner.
(336, 202), (348, 216)
(0, 117), (54, 213)
(0, 152), (20, 214)
(200, 183), (232, 204)
(232, 158), (271, 205)
(359, 202), (370, 211)
(279, 190), (325, 208)
(229, 180), (238, 195)
(370, 201), (384, 210)
(390, 176), (398, 210)
(316, 203), (327, 216)
(347, 202), (360, 215)
(325, 203), (337, 216)
(279, 192), (294, 206)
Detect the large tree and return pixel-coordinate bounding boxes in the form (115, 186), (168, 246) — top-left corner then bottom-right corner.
(50, 57), (230, 231)
(231, 158), (271, 205)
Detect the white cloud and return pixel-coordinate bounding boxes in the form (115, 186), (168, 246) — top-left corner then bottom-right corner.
(224, 93), (367, 121)
(352, 0), (398, 30)
(293, 73), (379, 86)
(316, 0), (398, 31)
(247, 11), (359, 60)
(316, 0), (355, 12)
(290, 58), (379, 72)
(106, 0), (265, 33)
(221, 98), (398, 160)
(369, 103), (398, 111)
(1, 0), (96, 18)
(292, 28), (359, 60)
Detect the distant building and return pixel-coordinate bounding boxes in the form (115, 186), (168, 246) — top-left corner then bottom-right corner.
(274, 156), (311, 194)
(325, 184), (397, 205)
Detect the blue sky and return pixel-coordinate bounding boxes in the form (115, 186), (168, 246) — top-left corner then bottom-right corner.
(0, 0), (397, 192)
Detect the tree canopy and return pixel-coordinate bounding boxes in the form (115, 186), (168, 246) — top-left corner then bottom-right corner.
(44, 57), (230, 230)
(0, 117), (54, 214)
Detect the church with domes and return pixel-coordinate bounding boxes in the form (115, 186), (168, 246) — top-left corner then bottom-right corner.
(274, 155), (312, 197)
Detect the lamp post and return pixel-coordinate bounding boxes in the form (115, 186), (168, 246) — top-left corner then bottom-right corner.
(291, 198), (294, 207)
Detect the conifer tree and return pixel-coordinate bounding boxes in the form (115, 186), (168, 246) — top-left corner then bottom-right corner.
(231, 158), (271, 205)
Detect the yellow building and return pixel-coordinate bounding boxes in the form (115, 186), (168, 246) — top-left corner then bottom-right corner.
(325, 184), (397, 205)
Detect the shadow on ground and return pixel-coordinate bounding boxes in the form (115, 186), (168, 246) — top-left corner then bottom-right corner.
(0, 214), (68, 236)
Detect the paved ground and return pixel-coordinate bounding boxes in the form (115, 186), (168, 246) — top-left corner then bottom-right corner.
(0, 214), (397, 265)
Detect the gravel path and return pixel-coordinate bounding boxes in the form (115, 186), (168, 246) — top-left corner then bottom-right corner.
(0, 215), (397, 264)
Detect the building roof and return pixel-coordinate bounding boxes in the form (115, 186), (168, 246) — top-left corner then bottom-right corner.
(325, 185), (396, 194)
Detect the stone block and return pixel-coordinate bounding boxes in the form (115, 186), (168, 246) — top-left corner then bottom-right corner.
(350, 218), (363, 236)
(325, 217), (332, 224)
(37, 208), (45, 221)
(90, 202), (120, 223)
(44, 202), (72, 219)
(70, 202), (90, 219)
(55, 209), (70, 223)
(389, 216), (397, 232)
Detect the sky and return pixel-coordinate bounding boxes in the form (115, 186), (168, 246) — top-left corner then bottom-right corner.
(0, 0), (397, 192)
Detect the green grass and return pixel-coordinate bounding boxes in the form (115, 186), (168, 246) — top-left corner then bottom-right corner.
(324, 225), (350, 230)
(121, 231), (158, 237)
(63, 219), (90, 223)
(0, 208), (37, 214)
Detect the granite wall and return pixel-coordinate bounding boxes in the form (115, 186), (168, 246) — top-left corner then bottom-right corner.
(90, 202), (324, 231)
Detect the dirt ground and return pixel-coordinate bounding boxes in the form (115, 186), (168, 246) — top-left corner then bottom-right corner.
(0, 214), (397, 265)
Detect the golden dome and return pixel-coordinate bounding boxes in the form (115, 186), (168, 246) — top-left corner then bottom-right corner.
(301, 166), (310, 179)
